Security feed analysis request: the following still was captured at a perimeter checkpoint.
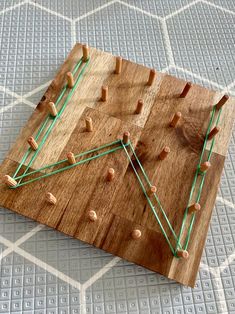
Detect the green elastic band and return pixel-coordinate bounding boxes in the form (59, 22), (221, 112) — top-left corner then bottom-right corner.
(13, 57), (87, 179)
(121, 140), (177, 255)
(16, 59), (90, 184)
(175, 105), (222, 254)
(12, 142), (127, 188)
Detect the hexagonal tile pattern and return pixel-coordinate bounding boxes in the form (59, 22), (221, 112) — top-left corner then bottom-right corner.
(167, 2), (235, 87)
(76, 2), (169, 69)
(20, 227), (116, 284)
(0, 252), (81, 313)
(0, 0), (235, 313)
(0, 3), (72, 95)
(121, 0), (195, 17)
(35, 0), (112, 19)
(0, 102), (33, 163)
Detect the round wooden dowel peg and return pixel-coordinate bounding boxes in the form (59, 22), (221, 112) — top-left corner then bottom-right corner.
(147, 185), (156, 197)
(147, 69), (156, 86)
(159, 146), (170, 160)
(47, 101), (57, 117)
(85, 116), (93, 132)
(135, 99), (144, 114)
(207, 126), (220, 140)
(82, 44), (89, 62)
(170, 112), (182, 127)
(131, 229), (141, 240)
(67, 152), (76, 165)
(179, 82), (192, 98)
(46, 192), (57, 205)
(27, 136), (38, 150)
(188, 203), (201, 214)
(107, 168), (115, 181)
(216, 94), (229, 110)
(88, 210), (97, 222)
(66, 72), (74, 88)
(115, 56), (122, 74)
(199, 161), (211, 173)
(101, 86), (108, 101)
(3, 175), (17, 187)
(177, 250), (189, 259)
(122, 131), (130, 145)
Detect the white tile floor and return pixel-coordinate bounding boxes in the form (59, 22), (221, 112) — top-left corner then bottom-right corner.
(0, 1), (235, 313)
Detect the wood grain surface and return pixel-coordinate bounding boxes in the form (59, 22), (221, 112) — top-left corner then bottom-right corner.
(0, 43), (234, 287)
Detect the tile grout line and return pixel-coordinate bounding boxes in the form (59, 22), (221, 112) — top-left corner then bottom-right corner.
(80, 256), (121, 314)
(73, 0), (118, 22)
(0, 224), (44, 261)
(164, 0), (201, 20)
(117, 0), (163, 20)
(27, 0), (72, 22)
(0, 0), (29, 16)
(202, 0), (235, 16)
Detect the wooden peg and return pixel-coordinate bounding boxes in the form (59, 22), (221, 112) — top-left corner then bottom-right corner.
(179, 82), (192, 98)
(46, 192), (57, 205)
(147, 185), (156, 197)
(101, 86), (108, 101)
(147, 69), (156, 86)
(3, 175), (17, 187)
(88, 210), (97, 222)
(67, 152), (76, 165)
(188, 203), (201, 214)
(66, 72), (74, 88)
(123, 131), (130, 144)
(47, 102), (57, 117)
(115, 56), (122, 74)
(170, 112), (182, 127)
(135, 99), (144, 114)
(199, 161), (211, 173)
(216, 94), (229, 110)
(27, 136), (38, 150)
(131, 229), (141, 240)
(107, 168), (115, 181)
(177, 250), (189, 259)
(159, 146), (170, 160)
(207, 126), (220, 140)
(82, 44), (89, 62)
(85, 117), (93, 132)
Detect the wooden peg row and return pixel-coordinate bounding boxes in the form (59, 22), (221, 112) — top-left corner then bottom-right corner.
(179, 82), (192, 98)
(107, 168), (115, 181)
(123, 131), (130, 145)
(170, 112), (182, 128)
(46, 192), (57, 205)
(27, 136), (38, 150)
(88, 210), (97, 222)
(216, 94), (229, 110)
(147, 69), (156, 86)
(199, 161), (211, 173)
(66, 72), (74, 88)
(115, 56), (122, 74)
(82, 44), (89, 62)
(159, 146), (170, 160)
(67, 152), (76, 165)
(147, 185), (156, 197)
(101, 86), (108, 101)
(188, 203), (201, 214)
(177, 249), (189, 259)
(47, 102), (57, 117)
(3, 175), (17, 187)
(135, 99), (144, 114)
(207, 126), (220, 140)
(85, 117), (93, 132)
(131, 229), (141, 240)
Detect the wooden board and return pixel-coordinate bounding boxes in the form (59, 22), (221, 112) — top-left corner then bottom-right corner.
(0, 43), (234, 287)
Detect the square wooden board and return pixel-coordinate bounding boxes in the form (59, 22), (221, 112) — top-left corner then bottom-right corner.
(0, 43), (234, 287)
